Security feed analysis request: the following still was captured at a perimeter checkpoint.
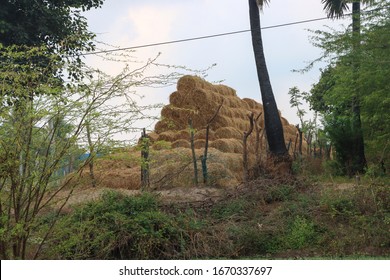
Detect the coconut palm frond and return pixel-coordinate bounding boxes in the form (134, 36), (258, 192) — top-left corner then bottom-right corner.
(322, 0), (350, 18)
(257, 0), (271, 11)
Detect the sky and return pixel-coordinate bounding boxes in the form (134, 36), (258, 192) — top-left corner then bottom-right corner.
(82, 0), (351, 135)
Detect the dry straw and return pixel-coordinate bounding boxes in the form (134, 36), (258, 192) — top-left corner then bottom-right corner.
(128, 75), (308, 189)
(194, 128), (216, 141)
(171, 139), (191, 149)
(214, 127), (242, 140)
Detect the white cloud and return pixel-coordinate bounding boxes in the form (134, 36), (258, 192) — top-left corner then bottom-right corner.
(83, 0), (352, 140)
(126, 5), (178, 46)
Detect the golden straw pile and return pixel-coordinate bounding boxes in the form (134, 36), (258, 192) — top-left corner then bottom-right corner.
(88, 76), (304, 191)
(153, 75), (301, 155)
(146, 76), (302, 188)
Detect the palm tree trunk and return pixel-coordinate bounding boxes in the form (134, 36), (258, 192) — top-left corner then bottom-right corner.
(351, 1), (367, 174)
(248, 0), (287, 156)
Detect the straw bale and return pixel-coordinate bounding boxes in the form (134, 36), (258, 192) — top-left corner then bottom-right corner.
(223, 95), (248, 109)
(230, 108), (250, 120)
(207, 148), (243, 181)
(214, 84), (237, 97)
(255, 115), (265, 129)
(191, 89), (224, 111)
(194, 129), (216, 141)
(146, 132), (159, 143)
(177, 75), (215, 92)
(284, 133), (296, 142)
(164, 94), (233, 131)
(206, 162), (239, 187)
(242, 98), (262, 111)
(160, 105), (204, 130)
(100, 168), (140, 190)
(161, 105), (197, 121)
(219, 106), (234, 119)
(281, 117), (289, 126)
(168, 91), (182, 107)
(172, 88), (221, 112)
(219, 106), (248, 121)
(152, 140), (172, 150)
(283, 125), (298, 136)
(157, 131), (176, 142)
(154, 119), (171, 134)
(209, 115), (232, 130)
(154, 121), (167, 134)
(171, 139), (191, 149)
(210, 138), (243, 154)
(149, 147), (244, 189)
(233, 118), (252, 132)
(174, 129), (191, 141)
(194, 139), (206, 149)
(214, 127), (242, 140)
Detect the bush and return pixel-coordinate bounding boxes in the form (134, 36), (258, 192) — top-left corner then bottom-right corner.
(229, 224), (282, 255)
(212, 199), (249, 220)
(45, 191), (183, 259)
(284, 216), (317, 250)
(323, 160), (345, 176)
(264, 184), (296, 203)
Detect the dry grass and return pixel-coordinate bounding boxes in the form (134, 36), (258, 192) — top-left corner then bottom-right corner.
(77, 76), (307, 192)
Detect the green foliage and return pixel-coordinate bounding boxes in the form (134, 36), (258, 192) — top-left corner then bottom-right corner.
(229, 224), (281, 255)
(152, 140), (172, 150)
(0, 1), (106, 84)
(0, 45), (64, 105)
(285, 216), (317, 250)
(212, 199), (249, 220)
(323, 160), (345, 176)
(46, 191), (184, 259)
(0, 0), (103, 48)
(264, 184), (296, 203)
(29, 179), (390, 259)
(307, 0), (390, 174)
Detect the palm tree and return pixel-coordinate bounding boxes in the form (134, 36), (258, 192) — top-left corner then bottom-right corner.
(248, 0), (288, 158)
(322, 0), (368, 175)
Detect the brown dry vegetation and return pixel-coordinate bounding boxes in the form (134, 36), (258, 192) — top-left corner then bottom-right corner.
(81, 76), (305, 192)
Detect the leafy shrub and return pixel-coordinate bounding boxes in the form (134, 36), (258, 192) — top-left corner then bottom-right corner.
(264, 184), (296, 203)
(284, 216), (317, 250)
(45, 191), (183, 259)
(212, 199), (249, 220)
(323, 160), (345, 176)
(228, 224), (282, 255)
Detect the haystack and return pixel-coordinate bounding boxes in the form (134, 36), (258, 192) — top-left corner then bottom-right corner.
(153, 75), (302, 158)
(87, 76), (305, 192)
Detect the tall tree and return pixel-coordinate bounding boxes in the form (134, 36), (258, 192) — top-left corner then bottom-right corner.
(0, 0), (105, 89)
(248, 0), (288, 159)
(321, 0), (369, 174)
(309, 0), (389, 175)
(0, 0), (103, 48)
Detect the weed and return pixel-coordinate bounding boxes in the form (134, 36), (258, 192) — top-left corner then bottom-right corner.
(44, 191), (183, 259)
(284, 216), (317, 250)
(212, 199), (249, 220)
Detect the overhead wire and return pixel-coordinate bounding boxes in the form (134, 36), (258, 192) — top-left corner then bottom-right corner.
(81, 14), (353, 56)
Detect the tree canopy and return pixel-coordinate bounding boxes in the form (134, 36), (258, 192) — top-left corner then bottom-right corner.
(0, 0), (103, 52)
(308, 0), (390, 175)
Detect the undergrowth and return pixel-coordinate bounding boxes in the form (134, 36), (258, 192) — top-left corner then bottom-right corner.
(36, 176), (390, 259)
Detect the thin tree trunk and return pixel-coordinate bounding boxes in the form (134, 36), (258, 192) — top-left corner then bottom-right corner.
(248, 0), (287, 157)
(140, 128), (150, 190)
(243, 113), (254, 184)
(86, 122), (97, 188)
(202, 102), (223, 184)
(189, 118), (198, 186)
(254, 113), (263, 164)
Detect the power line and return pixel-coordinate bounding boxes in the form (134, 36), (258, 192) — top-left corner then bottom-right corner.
(82, 15), (349, 56)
